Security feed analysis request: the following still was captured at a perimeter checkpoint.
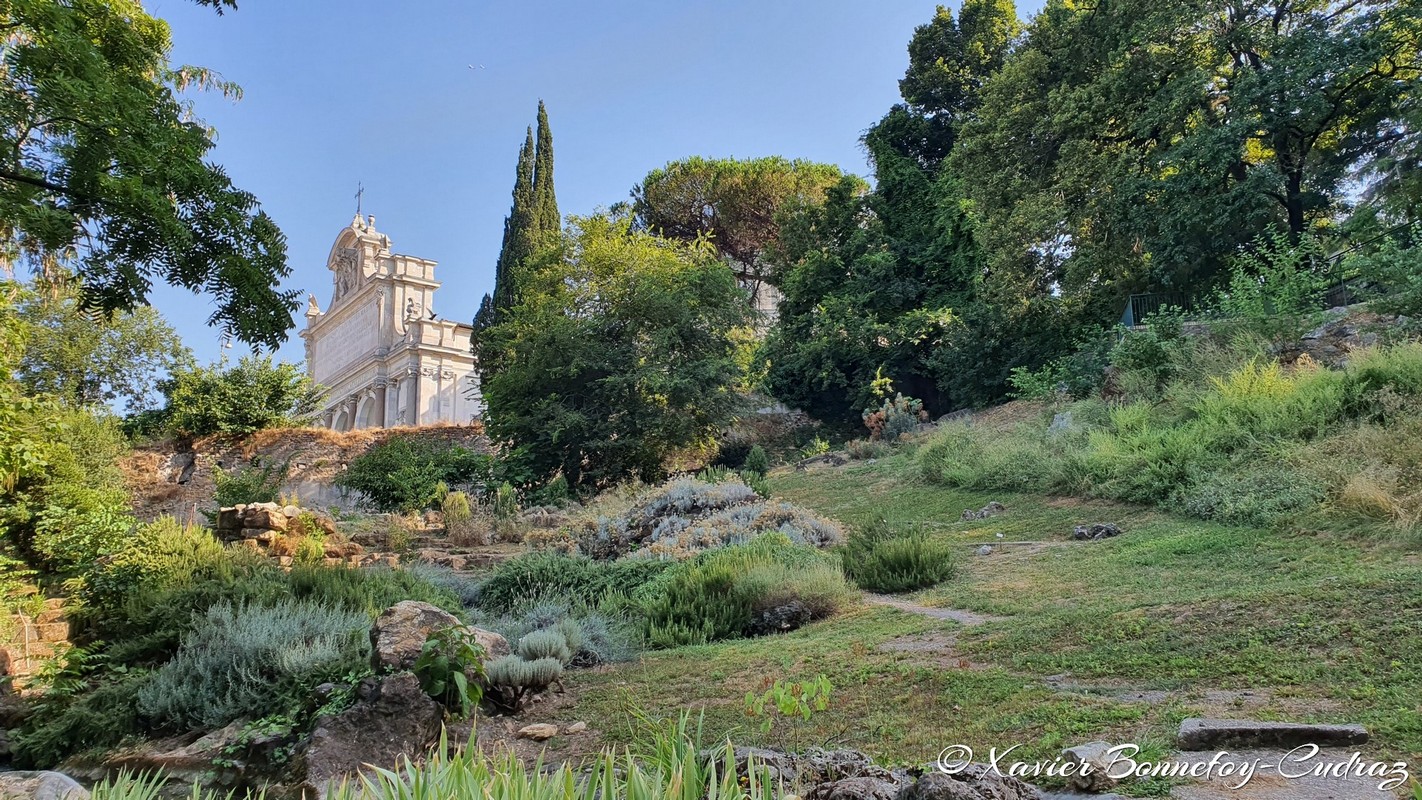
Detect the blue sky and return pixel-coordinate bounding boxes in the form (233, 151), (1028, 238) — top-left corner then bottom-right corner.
(148, 0), (1045, 365)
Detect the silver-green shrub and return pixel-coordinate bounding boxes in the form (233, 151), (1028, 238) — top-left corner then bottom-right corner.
(483, 654), (564, 713)
(516, 629), (571, 665)
(138, 600), (369, 730)
(566, 479), (843, 560)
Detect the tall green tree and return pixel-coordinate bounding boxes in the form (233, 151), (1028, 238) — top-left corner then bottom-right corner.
(632, 157), (852, 308)
(475, 103), (560, 339)
(892, 0), (1020, 167)
(954, 0), (1422, 305)
(478, 127), (537, 328)
(0, 0), (295, 348)
(764, 2), (1023, 422)
(532, 100), (559, 236)
(480, 214), (751, 489)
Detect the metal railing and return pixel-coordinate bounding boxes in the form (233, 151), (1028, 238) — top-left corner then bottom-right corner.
(1119, 292), (1192, 327)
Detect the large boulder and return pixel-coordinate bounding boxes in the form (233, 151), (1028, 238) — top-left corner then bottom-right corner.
(241, 503), (289, 532)
(370, 601), (509, 672)
(0, 771), (89, 800)
(896, 765), (1041, 800)
(807, 777), (904, 800)
(371, 601), (461, 670)
(298, 673), (443, 797)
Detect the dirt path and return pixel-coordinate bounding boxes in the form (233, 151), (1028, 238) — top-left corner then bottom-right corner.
(861, 593), (1005, 626)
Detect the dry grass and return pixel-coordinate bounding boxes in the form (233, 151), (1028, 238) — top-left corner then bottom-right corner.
(233, 420), (487, 459)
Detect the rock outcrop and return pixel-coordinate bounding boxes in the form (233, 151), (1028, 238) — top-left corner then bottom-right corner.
(1072, 523), (1122, 541)
(707, 747), (1041, 800)
(213, 503), (365, 566)
(1061, 741), (1120, 793)
(298, 673), (443, 797)
(369, 600), (509, 672)
(1177, 717), (1368, 750)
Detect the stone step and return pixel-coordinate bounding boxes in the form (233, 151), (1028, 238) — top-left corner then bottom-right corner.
(1177, 718), (1368, 751)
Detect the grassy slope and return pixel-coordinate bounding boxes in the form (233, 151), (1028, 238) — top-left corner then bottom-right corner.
(564, 446), (1422, 773)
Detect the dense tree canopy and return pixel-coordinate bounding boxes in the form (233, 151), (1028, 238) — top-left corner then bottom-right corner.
(16, 276), (193, 412)
(148, 356), (323, 438)
(765, 0), (1422, 424)
(480, 214), (751, 490)
(631, 157), (853, 297)
(0, 0), (295, 348)
(954, 0), (1422, 305)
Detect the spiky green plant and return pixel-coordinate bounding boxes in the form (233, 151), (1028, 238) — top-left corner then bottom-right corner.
(325, 717), (782, 800)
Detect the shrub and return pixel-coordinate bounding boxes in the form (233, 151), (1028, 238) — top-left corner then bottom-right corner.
(84, 523), (458, 667)
(213, 459), (289, 507)
(491, 481), (519, 520)
(138, 600), (370, 731)
(284, 564), (462, 617)
(483, 655), (563, 714)
(845, 438), (891, 460)
(918, 422), (1056, 493)
(413, 625), (485, 719)
(1348, 223), (1422, 316)
(743, 445), (770, 475)
(408, 565), (483, 609)
(1214, 230), (1330, 343)
(159, 355), (323, 438)
(1173, 465), (1325, 528)
(516, 629), (572, 665)
(9, 668), (150, 768)
(475, 551), (670, 614)
(843, 524), (958, 593)
(441, 490), (488, 546)
(337, 436), (494, 513)
(468, 598), (641, 665)
(1008, 328), (1116, 401)
(3, 406), (134, 577)
(639, 535), (852, 647)
(527, 474), (571, 507)
(1109, 317), (1190, 400)
(576, 478), (843, 560)
(739, 470), (771, 499)
(696, 464), (735, 484)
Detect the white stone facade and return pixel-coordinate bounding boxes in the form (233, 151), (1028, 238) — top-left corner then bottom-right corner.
(300, 215), (481, 430)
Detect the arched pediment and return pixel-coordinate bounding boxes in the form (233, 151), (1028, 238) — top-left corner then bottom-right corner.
(325, 215), (390, 307)
(327, 227), (362, 306)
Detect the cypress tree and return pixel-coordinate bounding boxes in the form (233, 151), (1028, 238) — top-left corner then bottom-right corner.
(490, 126), (536, 315)
(532, 100), (559, 235)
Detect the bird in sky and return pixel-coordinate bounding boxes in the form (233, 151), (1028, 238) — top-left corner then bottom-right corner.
(468, 64), (485, 70)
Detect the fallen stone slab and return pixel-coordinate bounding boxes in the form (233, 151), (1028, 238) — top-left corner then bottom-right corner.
(1177, 718), (1368, 750)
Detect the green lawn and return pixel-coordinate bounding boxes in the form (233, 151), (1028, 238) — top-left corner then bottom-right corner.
(564, 447), (1422, 786)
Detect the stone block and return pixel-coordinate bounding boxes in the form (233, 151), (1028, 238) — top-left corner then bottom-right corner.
(1177, 718), (1368, 750)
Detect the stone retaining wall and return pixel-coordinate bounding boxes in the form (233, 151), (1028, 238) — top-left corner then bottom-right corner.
(1, 598), (70, 691)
